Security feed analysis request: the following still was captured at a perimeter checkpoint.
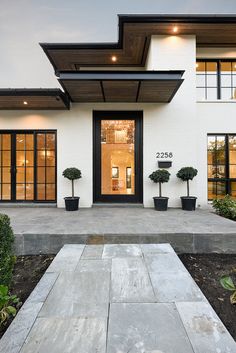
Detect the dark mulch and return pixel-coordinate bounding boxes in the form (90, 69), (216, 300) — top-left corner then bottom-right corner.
(179, 254), (236, 340)
(0, 254), (54, 339)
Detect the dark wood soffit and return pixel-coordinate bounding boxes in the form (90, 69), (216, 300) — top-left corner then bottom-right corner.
(40, 15), (236, 71)
(59, 79), (184, 103)
(0, 89), (70, 110)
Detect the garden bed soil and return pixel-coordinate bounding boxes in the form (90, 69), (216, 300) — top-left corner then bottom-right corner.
(179, 254), (236, 341)
(0, 254), (54, 339)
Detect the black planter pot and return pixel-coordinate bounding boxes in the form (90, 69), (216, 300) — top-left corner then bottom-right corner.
(180, 196), (197, 211)
(64, 197), (80, 211)
(153, 197), (169, 211)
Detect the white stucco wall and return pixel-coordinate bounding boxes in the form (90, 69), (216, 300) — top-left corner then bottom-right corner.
(1, 36), (236, 208)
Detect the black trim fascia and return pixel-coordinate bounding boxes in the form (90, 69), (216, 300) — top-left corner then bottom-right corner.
(58, 70), (185, 81)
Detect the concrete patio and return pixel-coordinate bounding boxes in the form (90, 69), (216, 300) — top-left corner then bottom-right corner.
(0, 244), (235, 353)
(0, 207), (236, 254)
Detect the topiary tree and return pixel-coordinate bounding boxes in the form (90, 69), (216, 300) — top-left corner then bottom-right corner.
(62, 168), (82, 198)
(176, 167), (198, 197)
(149, 169), (170, 197)
(0, 214), (15, 286)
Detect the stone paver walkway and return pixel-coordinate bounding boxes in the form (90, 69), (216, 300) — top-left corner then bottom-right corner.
(0, 244), (235, 353)
(1, 207), (236, 254)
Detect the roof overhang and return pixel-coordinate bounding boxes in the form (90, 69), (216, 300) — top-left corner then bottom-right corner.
(40, 14), (236, 72)
(0, 89), (70, 110)
(58, 71), (184, 103)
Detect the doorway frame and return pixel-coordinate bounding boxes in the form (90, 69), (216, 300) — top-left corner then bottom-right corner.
(93, 111), (143, 203)
(0, 129), (57, 203)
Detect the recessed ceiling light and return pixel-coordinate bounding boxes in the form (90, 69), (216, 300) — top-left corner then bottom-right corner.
(173, 26), (178, 33)
(23, 101), (28, 105)
(111, 56), (117, 62)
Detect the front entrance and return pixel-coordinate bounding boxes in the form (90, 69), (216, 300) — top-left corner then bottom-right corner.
(93, 111), (143, 203)
(0, 130), (56, 202)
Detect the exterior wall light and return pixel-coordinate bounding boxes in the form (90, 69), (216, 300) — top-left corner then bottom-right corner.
(173, 26), (178, 33)
(23, 101), (28, 105)
(111, 56), (117, 62)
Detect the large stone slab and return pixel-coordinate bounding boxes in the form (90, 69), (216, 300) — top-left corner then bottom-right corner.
(26, 272), (58, 304)
(103, 244), (142, 258)
(107, 303), (194, 353)
(111, 257), (155, 302)
(177, 301), (236, 353)
(145, 253), (187, 273)
(81, 245), (104, 259)
(39, 270), (110, 318)
(141, 243), (175, 255)
(20, 317), (107, 353)
(150, 271), (206, 302)
(46, 244), (85, 272)
(0, 302), (43, 353)
(76, 259), (111, 272)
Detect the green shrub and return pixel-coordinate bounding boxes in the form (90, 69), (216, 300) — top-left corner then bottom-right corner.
(62, 168), (82, 198)
(176, 167), (198, 196)
(149, 169), (170, 197)
(0, 214), (15, 286)
(0, 285), (20, 326)
(212, 195), (236, 221)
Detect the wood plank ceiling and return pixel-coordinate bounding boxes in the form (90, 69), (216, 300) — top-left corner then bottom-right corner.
(41, 15), (236, 71)
(59, 71), (184, 103)
(0, 89), (70, 110)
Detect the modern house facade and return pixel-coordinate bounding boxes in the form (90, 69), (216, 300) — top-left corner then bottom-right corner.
(0, 14), (236, 208)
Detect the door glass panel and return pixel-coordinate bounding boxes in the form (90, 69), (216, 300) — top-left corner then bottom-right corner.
(16, 134), (34, 201)
(101, 120), (135, 195)
(0, 134), (11, 200)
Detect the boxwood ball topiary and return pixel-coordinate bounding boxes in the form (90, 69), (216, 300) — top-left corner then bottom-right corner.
(176, 167), (198, 181)
(63, 168), (82, 181)
(149, 169), (170, 183)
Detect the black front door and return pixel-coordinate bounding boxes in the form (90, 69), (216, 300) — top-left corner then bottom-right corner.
(93, 111), (143, 203)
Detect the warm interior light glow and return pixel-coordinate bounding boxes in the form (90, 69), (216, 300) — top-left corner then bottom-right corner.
(111, 56), (117, 62)
(196, 63), (199, 68)
(23, 101), (28, 105)
(173, 26), (178, 33)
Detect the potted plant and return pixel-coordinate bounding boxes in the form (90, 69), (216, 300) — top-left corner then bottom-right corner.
(149, 169), (170, 211)
(62, 167), (82, 211)
(176, 167), (198, 211)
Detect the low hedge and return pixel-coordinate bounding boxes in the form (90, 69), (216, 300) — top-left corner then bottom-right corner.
(0, 214), (15, 286)
(212, 195), (236, 221)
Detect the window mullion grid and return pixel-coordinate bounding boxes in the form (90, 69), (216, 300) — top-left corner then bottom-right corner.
(217, 60), (221, 100)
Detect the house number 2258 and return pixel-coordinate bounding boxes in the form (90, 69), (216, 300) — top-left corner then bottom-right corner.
(156, 152), (173, 158)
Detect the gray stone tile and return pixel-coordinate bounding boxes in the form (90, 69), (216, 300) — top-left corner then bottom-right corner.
(26, 272), (58, 304)
(0, 302), (43, 353)
(20, 317), (107, 353)
(141, 243), (175, 255)
(81, 245), (104, 259)
(150, 271), (206, 302)
(46, 244), (85, 272)
(111, 257), (155, 302)
(107, 303), (194, 353)
(76, 259), (111, 272)
(145, 253), (187, 273)
(39, 270), (110, 318)
(176, 301), (236, 353)
(103, 244), (142, 258)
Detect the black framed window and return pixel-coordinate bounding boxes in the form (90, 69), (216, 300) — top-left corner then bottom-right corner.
(197, 59), (236, 100)
(208, 134), (236, 200)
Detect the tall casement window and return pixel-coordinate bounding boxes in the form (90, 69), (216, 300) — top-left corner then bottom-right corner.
(208, 134), (236, 200)
(196, 60), (236, 100)
(0, 131), (56, 202)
